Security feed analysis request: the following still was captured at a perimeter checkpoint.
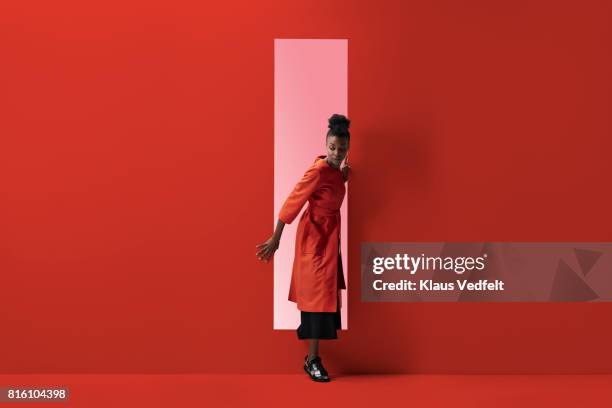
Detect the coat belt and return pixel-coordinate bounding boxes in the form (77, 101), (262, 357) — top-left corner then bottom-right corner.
(308, 203), (340, 217)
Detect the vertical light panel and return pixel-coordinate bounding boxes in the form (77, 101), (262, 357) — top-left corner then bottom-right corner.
(274, 39), (348, 330)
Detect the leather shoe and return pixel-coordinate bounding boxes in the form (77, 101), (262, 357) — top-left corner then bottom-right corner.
(303, 355), (331, 382)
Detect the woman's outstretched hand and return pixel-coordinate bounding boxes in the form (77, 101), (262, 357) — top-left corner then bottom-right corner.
(256, 236), (280, 263)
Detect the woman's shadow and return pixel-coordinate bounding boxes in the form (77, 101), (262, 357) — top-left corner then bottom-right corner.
(330, 116), (438, 376)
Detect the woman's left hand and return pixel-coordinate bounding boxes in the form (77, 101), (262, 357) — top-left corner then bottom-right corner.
(341, 162), (350, 182)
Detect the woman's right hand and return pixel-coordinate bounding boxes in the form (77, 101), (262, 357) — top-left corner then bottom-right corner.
(256, 236), (280, 263)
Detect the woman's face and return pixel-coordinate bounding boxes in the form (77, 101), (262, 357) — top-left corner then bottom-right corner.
(326, 135), (349, 168)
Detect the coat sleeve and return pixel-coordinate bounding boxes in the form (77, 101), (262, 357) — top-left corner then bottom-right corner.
(278, 164), (321, 224)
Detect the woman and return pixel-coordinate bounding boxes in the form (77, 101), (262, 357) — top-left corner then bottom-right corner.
(256, 114), (351, 382)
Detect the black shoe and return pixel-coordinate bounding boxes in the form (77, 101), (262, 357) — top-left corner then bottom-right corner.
(303, 355), (331, 382)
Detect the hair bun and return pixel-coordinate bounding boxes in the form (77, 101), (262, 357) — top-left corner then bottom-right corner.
(328, 113), (350, 132)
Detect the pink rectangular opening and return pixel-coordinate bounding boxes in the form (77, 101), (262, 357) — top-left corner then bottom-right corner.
(274, 39), (348, 330)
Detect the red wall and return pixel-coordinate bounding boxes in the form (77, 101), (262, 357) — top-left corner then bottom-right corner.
(1, 0), (611, 374)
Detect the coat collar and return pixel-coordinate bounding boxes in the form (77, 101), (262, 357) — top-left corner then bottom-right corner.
(316, 155), (341, 171)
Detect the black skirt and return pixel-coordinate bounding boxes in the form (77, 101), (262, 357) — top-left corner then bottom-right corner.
(296, 253), (343, 340)
(297, 293), (341, 339)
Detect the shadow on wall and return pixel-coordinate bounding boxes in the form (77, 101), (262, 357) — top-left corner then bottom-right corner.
(333, 114), (440, 374)
(350, 115), (438, 239)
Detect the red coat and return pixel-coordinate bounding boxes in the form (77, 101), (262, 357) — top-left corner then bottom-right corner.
(279, 155), (347, 312)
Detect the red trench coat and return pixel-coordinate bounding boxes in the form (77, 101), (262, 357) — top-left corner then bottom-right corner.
(279, 155), (347, 312)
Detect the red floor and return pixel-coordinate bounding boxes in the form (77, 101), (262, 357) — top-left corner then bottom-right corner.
(0, 374), (611, 407)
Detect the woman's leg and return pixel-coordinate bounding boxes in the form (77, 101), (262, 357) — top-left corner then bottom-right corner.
(308, 339), (319, 361)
